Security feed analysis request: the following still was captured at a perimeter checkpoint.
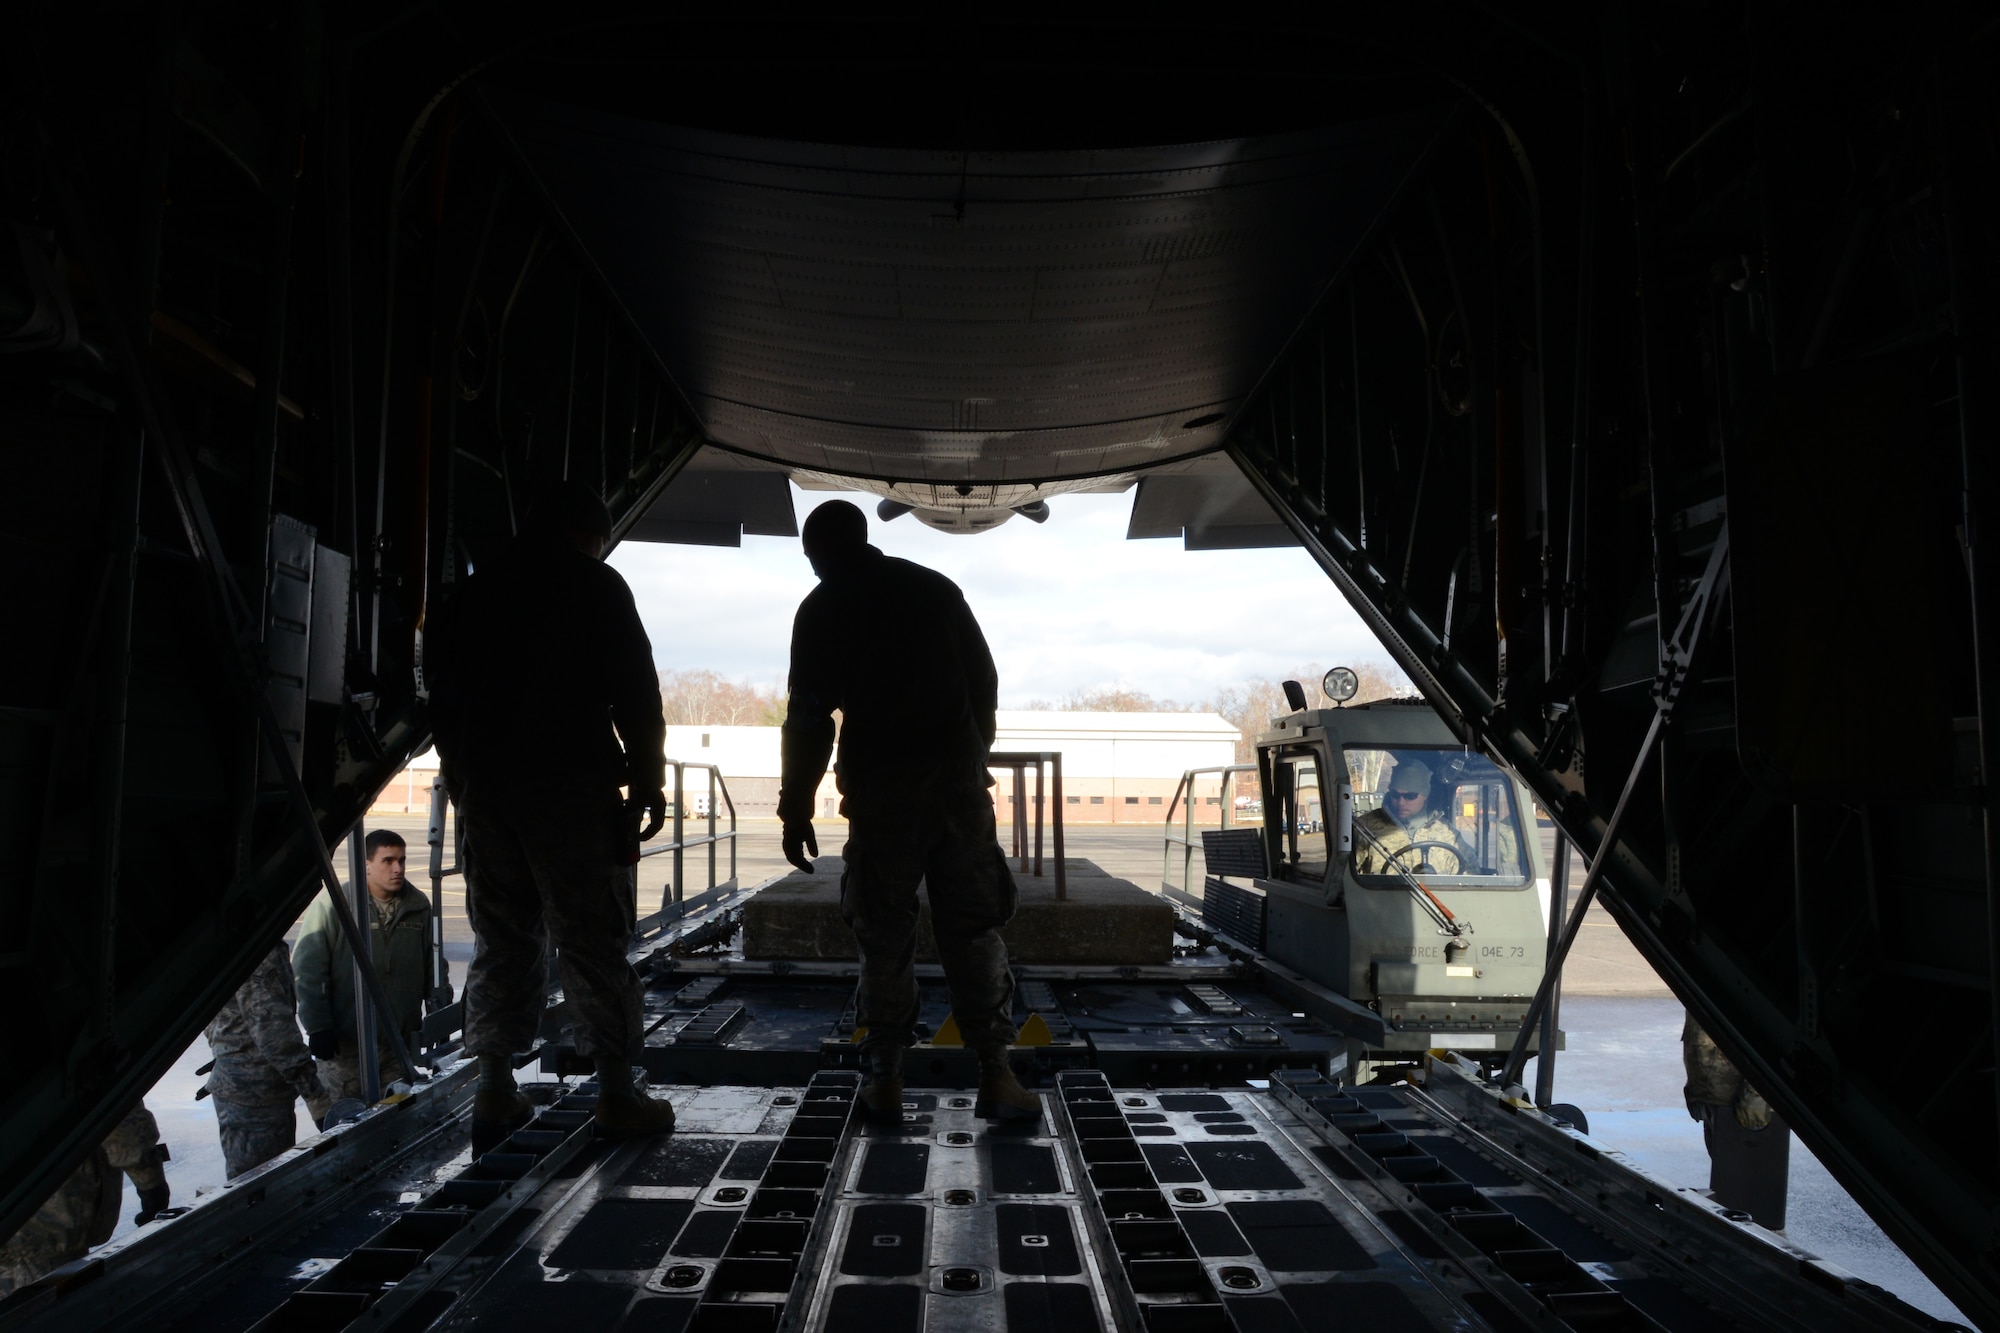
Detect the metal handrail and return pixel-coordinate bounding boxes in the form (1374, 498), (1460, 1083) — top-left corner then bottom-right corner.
(419, 778), (466, 1064)
(425, 777), (455, 990)
(1162, 764), (1258, 900)
(643, 760), (740, 913)
(988, 751), (1066, 900)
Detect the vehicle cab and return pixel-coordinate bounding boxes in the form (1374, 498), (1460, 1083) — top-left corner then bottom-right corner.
(1244, 685), (1553, 1071)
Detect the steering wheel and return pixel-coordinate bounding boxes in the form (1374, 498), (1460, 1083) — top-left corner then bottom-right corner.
(1382, 840), (1470, 875)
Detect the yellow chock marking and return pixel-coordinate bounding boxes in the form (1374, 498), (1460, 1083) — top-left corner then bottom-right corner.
(1016, 1014), (1053, 1047)
(931, 1014), (964, 1047)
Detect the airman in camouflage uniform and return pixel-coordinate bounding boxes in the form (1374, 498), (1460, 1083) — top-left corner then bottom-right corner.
(207, 942), (331, 1179)
(428, 481), (676, 1140)
(777, 501), (1038, 1124)
(1352, 759), (1479, 875)
(1683, 1017), (1790, 1229)
(0, 1103), (168, 1296)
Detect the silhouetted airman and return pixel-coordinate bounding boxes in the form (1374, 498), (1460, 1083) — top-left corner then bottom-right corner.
(778, 500), (1038, 1124)
(430, 480), (676, 1141)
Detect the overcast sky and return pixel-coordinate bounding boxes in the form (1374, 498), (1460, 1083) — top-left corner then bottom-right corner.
(608, 483), (1398, 709)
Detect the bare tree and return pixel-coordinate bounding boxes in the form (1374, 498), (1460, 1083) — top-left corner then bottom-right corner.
(1351, 661), (1414, 704)
(657, 669), (788, 727)
(1051, 686), (1186, 712)
(1205, 679), (1293, 768)
(1205, 661), (1413, 768)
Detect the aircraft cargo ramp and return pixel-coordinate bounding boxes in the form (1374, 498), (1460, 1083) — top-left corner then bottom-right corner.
(0, 886), (1954, 1333)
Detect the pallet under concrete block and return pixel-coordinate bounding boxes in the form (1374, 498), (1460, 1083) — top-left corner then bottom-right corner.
(741, 856), (1174, 964)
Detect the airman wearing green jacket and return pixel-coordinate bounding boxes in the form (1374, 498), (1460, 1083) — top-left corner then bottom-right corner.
(293, 830), (449, 1100)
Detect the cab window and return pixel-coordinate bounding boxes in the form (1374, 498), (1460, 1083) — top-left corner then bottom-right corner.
(1343, 746), (1528, 887)
(1267, 746), (1330, 885)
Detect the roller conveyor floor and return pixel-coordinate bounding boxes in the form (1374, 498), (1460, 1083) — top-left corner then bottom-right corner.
(0, 878), (1963, 1333)
(9, 1059), (1959, 1333)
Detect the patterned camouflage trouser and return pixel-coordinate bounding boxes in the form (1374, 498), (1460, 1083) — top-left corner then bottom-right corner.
(460, 788), (643, 1062)
(317, 1040), (415, 1103)
(0, 1251), (43, 1299)
(210, 1056), (305, 1179)
(841, 782), (1019, 1053)
(213, 1100), (296, 1180)
(0, 1154), (113, 1296)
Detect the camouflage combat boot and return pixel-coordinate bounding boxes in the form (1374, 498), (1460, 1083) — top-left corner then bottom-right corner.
(592, 1062), (677, 1138)
(858, 1042), (905, 1123)
(472, 1055), (534, 1149)
(972, 1046), (1042, 1123)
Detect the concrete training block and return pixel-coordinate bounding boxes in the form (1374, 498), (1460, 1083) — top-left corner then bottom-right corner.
(741, 856), (1174, 965)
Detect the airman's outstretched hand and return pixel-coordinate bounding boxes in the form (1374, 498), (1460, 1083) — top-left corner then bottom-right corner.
(783, 820), (819, 874)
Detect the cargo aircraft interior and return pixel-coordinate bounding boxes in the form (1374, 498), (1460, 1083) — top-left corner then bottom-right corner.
(3, 5), (1998, 1331)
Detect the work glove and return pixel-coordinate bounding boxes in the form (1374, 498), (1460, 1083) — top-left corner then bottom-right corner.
(783, 819), (819, 875)
(323, 1098), (368, 1129)
(135, 1184), (171, 1225)
(308, 1029), (340, 1061)
(431, 983), (455, 1010)
(1735, 1089), (1774, 1131)
(305, 1088), (333, 1127)
(631, 788), (669, 842)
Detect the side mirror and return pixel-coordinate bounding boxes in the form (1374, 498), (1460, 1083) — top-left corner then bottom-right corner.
(1281, 679), (1310, 711)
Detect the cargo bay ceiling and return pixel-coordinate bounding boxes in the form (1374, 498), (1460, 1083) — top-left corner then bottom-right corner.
(492, 97), (1446, 487)
(6, 4), (2000, 1326)
(474, 23), (1455, 537)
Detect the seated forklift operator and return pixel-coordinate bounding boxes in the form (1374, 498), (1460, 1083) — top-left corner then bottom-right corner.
(1351, 758), (1480, 876)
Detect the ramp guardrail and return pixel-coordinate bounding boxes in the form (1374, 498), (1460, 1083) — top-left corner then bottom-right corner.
(1161, 764), (1258, 903)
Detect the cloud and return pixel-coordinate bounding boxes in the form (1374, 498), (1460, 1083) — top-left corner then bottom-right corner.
(608, 485), (1394, 706)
